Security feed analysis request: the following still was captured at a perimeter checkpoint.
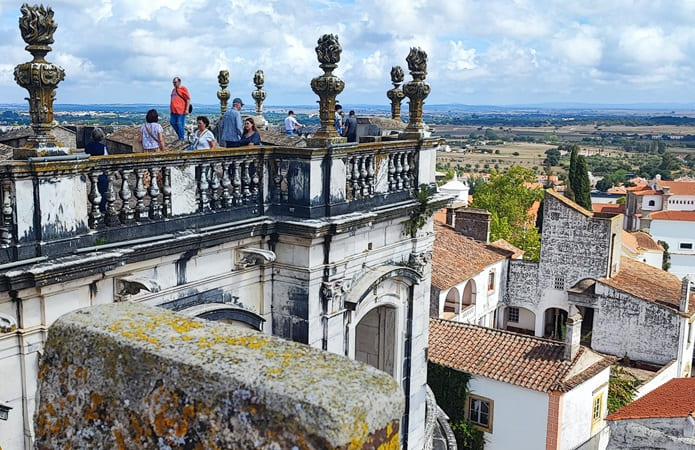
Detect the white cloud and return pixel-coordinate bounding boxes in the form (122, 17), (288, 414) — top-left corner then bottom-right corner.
(618, 26), (684, 65)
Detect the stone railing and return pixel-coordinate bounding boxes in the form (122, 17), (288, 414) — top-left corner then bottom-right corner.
(35, 302), (404, 448)
(0, 139), (439, 264)
(458, 304), (476, 323)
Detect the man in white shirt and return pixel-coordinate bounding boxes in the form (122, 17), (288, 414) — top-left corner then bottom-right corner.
(284, 110), (305, 136)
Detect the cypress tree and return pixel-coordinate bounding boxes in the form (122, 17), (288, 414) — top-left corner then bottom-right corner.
(574, 155), (592, 210)
(567, 145), (578, 201)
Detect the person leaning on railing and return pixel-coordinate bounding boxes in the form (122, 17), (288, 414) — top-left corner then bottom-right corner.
(189, 116), (217, 150)
(239, 117), (261, 146)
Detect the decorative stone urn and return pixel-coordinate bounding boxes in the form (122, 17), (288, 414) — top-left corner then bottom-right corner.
(251, 70), (267, 129)
(217, 70), (231, 117)
(13, 3), (66, 157)
(387, 66), (405, 121)
(401, 47), (431, 139)
(308, 34), (347, 147)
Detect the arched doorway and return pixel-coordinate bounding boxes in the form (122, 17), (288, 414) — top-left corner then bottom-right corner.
(543, 307), (568, 340)
(355, 305), (397, 377)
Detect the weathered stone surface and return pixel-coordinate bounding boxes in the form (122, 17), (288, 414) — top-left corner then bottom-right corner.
(35, 302), (403, 449)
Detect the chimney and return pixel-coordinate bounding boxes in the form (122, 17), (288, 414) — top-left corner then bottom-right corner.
(680, 276), (692, 314)
(564, 313), (583, 361)
(445, 207), (456, 227)
(452, 208), (491, 243)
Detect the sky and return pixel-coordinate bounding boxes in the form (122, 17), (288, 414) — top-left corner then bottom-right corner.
(1, 0), (695, 107)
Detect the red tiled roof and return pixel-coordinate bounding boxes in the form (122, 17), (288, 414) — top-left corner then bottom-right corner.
(658, 180), (695, 196)
(650, 210), (695, 222)
(622, 232), (663, 253)
(606, 378), (695, 421)
(489, 239), (525, 259)
(432, 224), (508, 289)
(592, 203), (625, 214)
(600, 257), (692, 312)
(428, 319), (614, 393)
(607, 186), (627, 195)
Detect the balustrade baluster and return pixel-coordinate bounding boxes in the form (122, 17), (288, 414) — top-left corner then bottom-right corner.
(251, 160), (260, 203)
(242, 159), (251, 204)
(0, 179), (13, 245)
(198, 164), (210, 212)
(345, 157), (353, 200)
(210, 163), (221, 209)
(148, 167), (162, 220)
(88, 171), (102, 229)
(104, 170), (120, 227)
(232, 160), (243, 206)
(221, 161), (232, 208)
(359, 155), (369, 198)
(119, 169), (134, 224)
(272, 161), (282, 203)
(366, 156), (375, 196)
(161, 166), (172, 217)
(388, 153), (396, 191)
(402, 152), (410, 189)
(395, 152), (404, 190)
(352, 155), (361, 200)
(408, 151), (417, 188)
(134, 168), (147, 222)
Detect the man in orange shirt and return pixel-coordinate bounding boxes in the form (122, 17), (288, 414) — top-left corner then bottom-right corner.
(170, 77), (190, 140)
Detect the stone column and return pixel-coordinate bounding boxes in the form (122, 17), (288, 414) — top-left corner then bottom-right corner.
(387, 66), (405, 121)
(400, 47), (431, 140)
(251, 70), (267, 129)
(13, 4), (66, 158)
(217, 70), (230, 117)
(308, 34), (346, 147)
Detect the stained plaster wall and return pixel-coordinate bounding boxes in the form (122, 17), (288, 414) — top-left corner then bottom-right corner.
(560, 367), (610, 450)
(608, 417), (695, 449)
(592, 282), (683, 365)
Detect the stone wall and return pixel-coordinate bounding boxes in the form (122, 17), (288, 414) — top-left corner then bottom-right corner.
(608, 417), (695, 449)
(505, 259), (539, 309)
(34, 303), (404, 449)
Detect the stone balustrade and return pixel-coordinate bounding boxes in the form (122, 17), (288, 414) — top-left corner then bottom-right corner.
(0, 139), (438, 265)
(34, 302), (404, 449)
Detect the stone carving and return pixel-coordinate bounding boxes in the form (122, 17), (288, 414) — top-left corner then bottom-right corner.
(116, 276), (161, 298)
(14, 3), (66, 154)
(217, 70), (230, 116)
(236, 247), (276, 269)
(401, 47), (431, 138)
(309, 34), (346, 147)
(387, 65), (406, 121)
(408, 250), (432, 274)
(0, 313), (17, 333)
(321, 279), (348, 314)
(251, 69), (267, 128)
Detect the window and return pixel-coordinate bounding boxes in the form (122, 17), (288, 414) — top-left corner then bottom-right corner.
(467, 395), (493, 432)
(508, 307), (520, 323)
(648, 200), (655, 206)
(592, 394), (603, 424)
(553, 274), (565, 290)
(550, 212), (560, 220)
(680, 243), (693, 250)
(488, 271), (495, 292)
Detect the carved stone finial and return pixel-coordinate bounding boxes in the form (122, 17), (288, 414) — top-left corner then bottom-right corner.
(251, 70), (267, 128)
(387, 65), (406, 121)
(13, 4), (66, 157)
(401, 47), (431, 139)
(309, 34), (346, 147)
(217, 70), (230, 116)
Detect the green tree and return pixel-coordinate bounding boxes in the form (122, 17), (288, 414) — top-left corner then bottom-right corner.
(573, 156), (593, 210)
(471, 166), (544, 261)
(567, 146), (578, 201)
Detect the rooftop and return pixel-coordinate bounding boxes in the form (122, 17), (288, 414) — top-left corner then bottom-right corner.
(489, 239), (525, 259)
(592, 203), (625, 215)
(546, 189), (593, 217)
(432, 223), (509, 290)
(649, 210), (695, 222)
(429, 318), (614, 393)
(606, 378), (695, 421)
(622, 231), (663, 253)
(658, 180), (695, 196)
(600, 257), (692, 312)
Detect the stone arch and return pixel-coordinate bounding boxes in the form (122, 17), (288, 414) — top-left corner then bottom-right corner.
(443, 287), (460, 314)
(179, 304), (265, 331)
(543, 307), (568, 340)
(462, 279), (477, 306)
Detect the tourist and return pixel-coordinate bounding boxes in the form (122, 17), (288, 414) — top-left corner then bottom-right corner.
(139, 109), (165, 152)
(239, 118), (261, 146)
(170, 76), (190, 140)
(84, 127), (108, 212)
(219, 98), (244, 147)
(190, 116), (217, 150)
(284, 110), (305, 136)
(343, 110), (357, 143)
(334, 104), (344, 135)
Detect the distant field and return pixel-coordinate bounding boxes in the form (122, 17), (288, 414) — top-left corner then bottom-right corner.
(438, 142), (557, 172)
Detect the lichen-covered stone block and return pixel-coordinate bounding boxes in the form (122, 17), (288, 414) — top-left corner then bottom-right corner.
(34, 303), (403, 449)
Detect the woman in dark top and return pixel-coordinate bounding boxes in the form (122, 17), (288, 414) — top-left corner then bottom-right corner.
(239, 118), (261, 146)
(84, 127), (108, 212)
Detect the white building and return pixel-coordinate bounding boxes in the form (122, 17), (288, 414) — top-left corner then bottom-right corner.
(438, 173), (469, 206)
(429, 317), (613, 450)
(649, 210), (695, 279)
(621, 231), (664, 270)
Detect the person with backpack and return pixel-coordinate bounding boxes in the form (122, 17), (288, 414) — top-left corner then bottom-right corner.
(170, 76), (190, 140)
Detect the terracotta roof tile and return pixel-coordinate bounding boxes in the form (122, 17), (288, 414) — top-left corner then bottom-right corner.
(428, 319), (613, 392)
(489, 239), (525, 259)
(650, 210), (695, 222)
(592, 203), (625, 214)
(632, 232), (664, 251)
(658, 180), (695, 195)
(432, 224), (508, 289)
(601, 257), (690, 312)
(606, 378), (695, 421)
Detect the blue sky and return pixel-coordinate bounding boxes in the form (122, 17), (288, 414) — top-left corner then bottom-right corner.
(1, 0), (695, 106)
